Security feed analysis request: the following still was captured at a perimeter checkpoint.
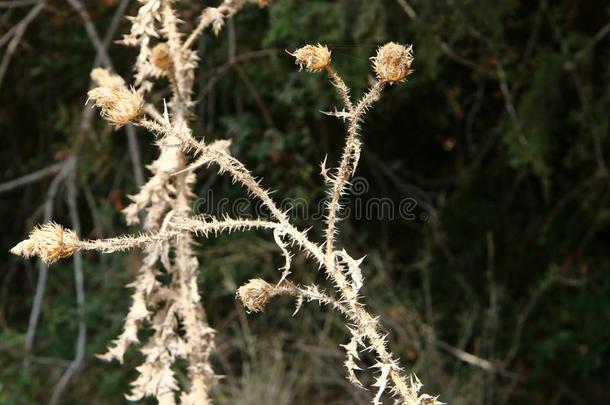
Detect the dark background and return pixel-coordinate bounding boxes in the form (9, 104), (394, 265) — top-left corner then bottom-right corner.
(1, 0), (609, 404)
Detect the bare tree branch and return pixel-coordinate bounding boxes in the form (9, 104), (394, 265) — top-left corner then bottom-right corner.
(0, 162), (65, 195)
(0, 0), (39, 8)
(68, 0), (144, 187)
(49, 169), (87, 405)
(0, 0), (46, 90)
(65, 0), (111, 68)
(395, 0), (416, 19)
(24, 156), (75, 359)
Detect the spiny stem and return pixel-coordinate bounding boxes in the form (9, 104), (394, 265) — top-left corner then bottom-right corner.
(324, 80), (385, 268)
(325, 65), (354, 113)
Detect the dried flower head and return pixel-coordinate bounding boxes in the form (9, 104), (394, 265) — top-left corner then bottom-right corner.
(90, 68), (125, 89)
(87, 86), (144, 127)
(291, 44), (331, 72)
(371, 42), (414, 83)
(11, 222), (80, 264)
(151, 43), (173, 73)
(236, 279), (273, 312)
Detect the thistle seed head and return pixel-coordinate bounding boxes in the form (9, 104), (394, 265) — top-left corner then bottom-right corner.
(371, 42), (413, 83)
(151, 43), (173, 73)
(10, 222), (80, 264)
(291, 44), (331, 72)
(87, 86), (144, 128)
(236, 279), (273, 313)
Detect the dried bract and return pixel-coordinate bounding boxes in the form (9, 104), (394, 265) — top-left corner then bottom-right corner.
(291, 44), (331, 72)
(236, 279), (273, 313)
(11, 222), (79, 264)
(87, 86), (144, 127)
(371, 42), (413, 83)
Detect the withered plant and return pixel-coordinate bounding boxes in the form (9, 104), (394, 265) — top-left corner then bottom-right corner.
(11, 1), (439, 404)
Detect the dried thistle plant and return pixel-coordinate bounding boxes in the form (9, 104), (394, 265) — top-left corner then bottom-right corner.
(11, 0), (438, 404)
